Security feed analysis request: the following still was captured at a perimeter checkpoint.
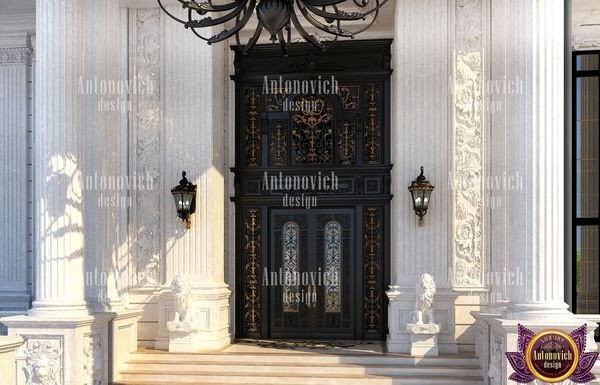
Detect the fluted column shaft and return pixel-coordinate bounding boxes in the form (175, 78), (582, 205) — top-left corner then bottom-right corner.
(82, 0), (123, 311)
(494, 0), (568, 318)
(31, 0), (87, 316)
(0, 34), (31, 313)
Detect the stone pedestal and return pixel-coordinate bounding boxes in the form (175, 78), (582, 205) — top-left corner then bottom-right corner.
(109, 309), (142, 382)
(387, 287), (458, 354)
(0, 336), (23, 385)
(156, 285), (231, 352)
(166, 321), (200, 353)
(406, 323), (441, 357)
(474, 313), (598, 385)
(2, 314), (113, 385)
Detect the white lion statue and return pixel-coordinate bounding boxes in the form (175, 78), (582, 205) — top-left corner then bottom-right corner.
(413, 273), (436, 325)
(171, 274), (192, 323)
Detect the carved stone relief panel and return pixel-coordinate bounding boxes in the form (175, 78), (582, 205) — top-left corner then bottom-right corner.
(82, 333), (104, 385)
(131, 8), (162, 288)
(16, 336), (64, 385)
(452, 0), (485, 289)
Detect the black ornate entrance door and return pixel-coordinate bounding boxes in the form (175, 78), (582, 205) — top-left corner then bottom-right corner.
(233, 40), (392, 340)
(270, 209), (355, 339)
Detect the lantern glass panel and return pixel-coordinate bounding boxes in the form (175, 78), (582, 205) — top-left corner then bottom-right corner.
(423, 189), (432, 209)
(182, 192), (193, 211)
(173, 192), (183, 212)
(410, 190), (418, 209)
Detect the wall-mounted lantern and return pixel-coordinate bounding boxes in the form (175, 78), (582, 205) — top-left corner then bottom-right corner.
(408, 166), (434, 226)
(171, 171), (197, 229)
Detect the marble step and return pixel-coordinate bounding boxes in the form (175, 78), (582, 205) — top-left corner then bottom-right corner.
(128, 351), (481, 366)
(124, 360), (483, 377)
(118, 371), (484, 385)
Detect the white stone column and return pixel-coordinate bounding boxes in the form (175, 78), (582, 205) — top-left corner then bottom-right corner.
(1, 2), (115, 385)
(29, 0), (88, 316)
(0, 33), (32, 316)
(80, 2), (143, 381)
(152, 6), (231, 351)
(493, 0), (569, 320)
(474, 1), (597, 383)
(81, 0), (125, 312)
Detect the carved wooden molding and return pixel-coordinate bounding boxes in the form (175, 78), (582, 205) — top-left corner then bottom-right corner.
(452, 0), (485, 289)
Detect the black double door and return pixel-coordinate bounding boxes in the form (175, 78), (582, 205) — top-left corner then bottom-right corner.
(233, 40), (392, 340)
(269, 209), (355, 339)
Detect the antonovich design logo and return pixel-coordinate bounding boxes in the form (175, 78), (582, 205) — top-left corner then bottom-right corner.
(506, 324), (598, 384)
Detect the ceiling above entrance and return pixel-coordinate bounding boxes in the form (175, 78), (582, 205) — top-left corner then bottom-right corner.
(157, 0), (390, 54)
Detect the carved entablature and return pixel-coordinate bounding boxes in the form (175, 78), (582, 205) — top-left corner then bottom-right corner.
(0, 47), (31, 64)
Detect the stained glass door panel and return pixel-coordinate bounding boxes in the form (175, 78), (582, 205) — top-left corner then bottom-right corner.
(270, 209), (354, 338)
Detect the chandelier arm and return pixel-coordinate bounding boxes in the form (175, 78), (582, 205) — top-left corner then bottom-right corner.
(277, 30), (288, 56)
(242, 24), (264, 54)
(189, 26), (212, 41)
(333, 10), (340, 41)
(289, 9), (326, 50)
(206, 0), (257, 44)
(302, 0), (346, 6)
(157, 0), (189, 25)
(352, 0), (369, 7)
(185, 1), (249, 28)
(186, 7), (212, 40)
(185, 0), (243, 13)
(349, 0), (388, 18)
(295, 0), (353, 37)
(304, 4), (365, 21)
(342, 3), (381, 35)
(235, 11), (243, 47)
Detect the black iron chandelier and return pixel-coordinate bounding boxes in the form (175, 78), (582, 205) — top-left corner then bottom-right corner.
(157, 0), (389, 54)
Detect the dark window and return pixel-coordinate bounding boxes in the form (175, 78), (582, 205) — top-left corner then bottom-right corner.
(573, 52), (600, 314)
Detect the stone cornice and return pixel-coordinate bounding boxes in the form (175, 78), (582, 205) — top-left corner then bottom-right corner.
(0, 32), (30, 49)
(0, 13), (35, 35)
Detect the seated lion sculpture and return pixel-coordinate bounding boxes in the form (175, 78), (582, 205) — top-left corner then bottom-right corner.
(171, 274), (192, 323)
(413, 273), (436, 325)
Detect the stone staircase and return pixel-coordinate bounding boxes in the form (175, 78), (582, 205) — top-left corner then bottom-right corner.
(113, 344), (485, 385)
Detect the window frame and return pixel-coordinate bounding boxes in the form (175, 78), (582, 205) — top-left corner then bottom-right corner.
(571, 50), (600, 314)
